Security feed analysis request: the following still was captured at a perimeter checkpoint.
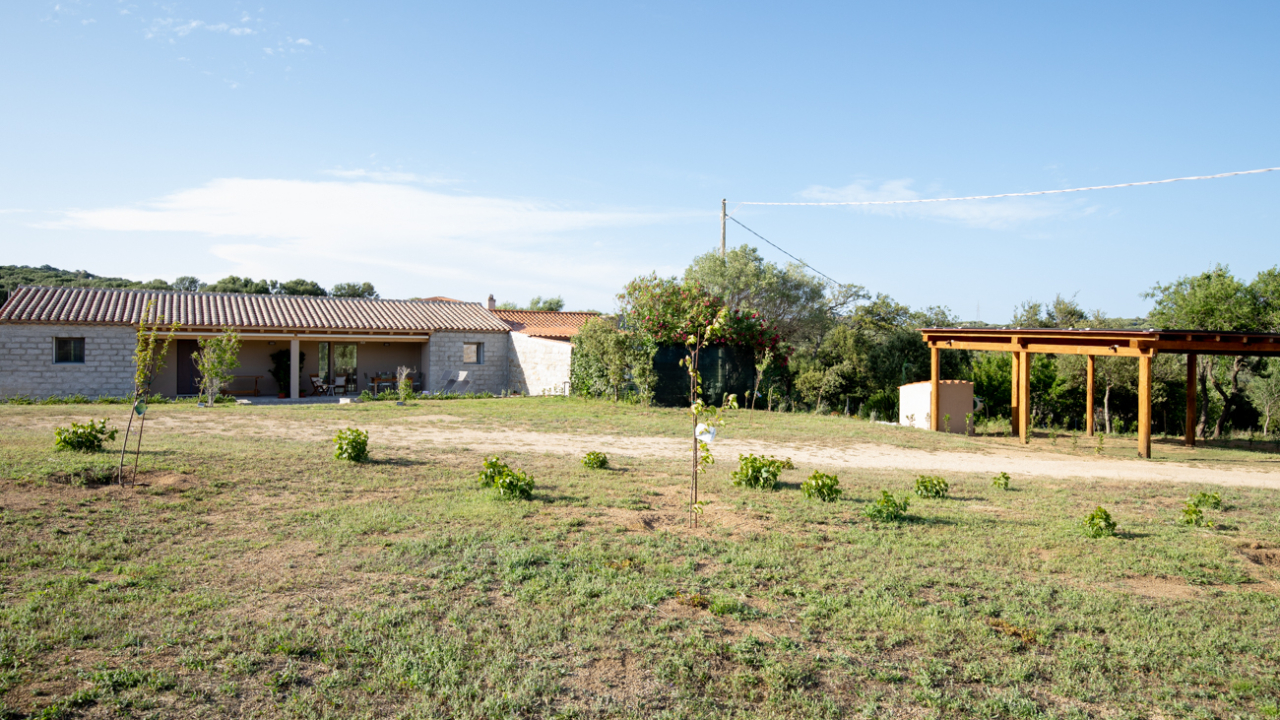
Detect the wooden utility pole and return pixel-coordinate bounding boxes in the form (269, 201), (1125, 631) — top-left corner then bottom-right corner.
(720, 199), (727, 257)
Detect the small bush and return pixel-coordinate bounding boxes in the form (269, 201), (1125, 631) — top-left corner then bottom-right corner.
(582, 451), (609, 469)
(731, 454), (794, 490)
(991, 472), (1011, 490)
(914, 475), (949, 499)
(801, 471), (841, 502)
(477, 456), (535, 500)
(1082, 506), (1117, 538)
(53, 419), (118, 452)
(332, 427), (369, 462)
(863, 491), (910, 522)
(1189, 491), (1222, 510)
(1181, 502), (1213, 527)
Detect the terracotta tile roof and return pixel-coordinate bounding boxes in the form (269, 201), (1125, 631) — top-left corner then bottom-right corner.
(490, 309), (600, 339)
(0, 286), (511, 333)
(414, 296), (463, 302)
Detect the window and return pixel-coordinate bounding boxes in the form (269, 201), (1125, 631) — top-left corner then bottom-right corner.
(55, 337), (85, 364)
(463, 342), (484, 364)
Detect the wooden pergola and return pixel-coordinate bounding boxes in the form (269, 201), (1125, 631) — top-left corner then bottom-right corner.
(919, 327), (1280, 458)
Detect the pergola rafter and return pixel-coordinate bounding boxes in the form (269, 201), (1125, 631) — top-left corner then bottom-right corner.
(920, 328), (1280, 458)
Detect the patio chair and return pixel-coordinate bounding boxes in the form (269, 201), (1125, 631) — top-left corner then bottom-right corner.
(332, 375), (349, 395)
(310, 374), (333, 396)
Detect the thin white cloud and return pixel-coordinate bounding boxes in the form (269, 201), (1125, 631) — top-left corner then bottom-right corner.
(295, 38), (311, 45)
(798, 179), (1090, 229)
(42, 178), (685, 297)
(322, 169), (457, 185)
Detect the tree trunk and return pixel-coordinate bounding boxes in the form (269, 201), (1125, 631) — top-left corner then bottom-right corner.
(1103, 384), (1112, 434)
(1211, 356), (1245, 439)
(1196, 357), (1212, 439)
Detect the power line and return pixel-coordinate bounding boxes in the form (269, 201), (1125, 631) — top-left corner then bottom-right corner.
(726, 215), (845, 286)
(733, 165), (1280, 207)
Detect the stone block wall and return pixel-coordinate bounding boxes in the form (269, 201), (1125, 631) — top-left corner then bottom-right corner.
(0, 323), (137, 398)
(426, 331), (509, 393)
(508, 333), (573, 395)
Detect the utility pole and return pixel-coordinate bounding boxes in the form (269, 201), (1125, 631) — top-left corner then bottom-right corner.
(720, 198), (727, 258)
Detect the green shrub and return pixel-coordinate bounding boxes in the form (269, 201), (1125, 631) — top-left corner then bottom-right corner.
(582, 451), (609, 469)
(863, 491), (910, 522)
(1189, 491), (1222, 510)
(495, 468), (535, 500)
(991, 472), (1011, 490)
(731, 454), (794, 490)
(1082, 506), (1117, 538)
(332, 427), (369, 462)
(801, 471), (841, 502)
(53, 419), (118, 452)
(477, 456), (534, 499)
(1181, 502), (1213, 527)
(914, 475), (949, 499)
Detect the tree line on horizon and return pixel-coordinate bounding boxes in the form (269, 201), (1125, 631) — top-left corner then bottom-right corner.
(0, 265), (378, 305)
(573, 248), (1280, 440)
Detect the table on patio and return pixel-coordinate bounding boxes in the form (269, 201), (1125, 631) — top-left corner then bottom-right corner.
(225, 375), (263, 397)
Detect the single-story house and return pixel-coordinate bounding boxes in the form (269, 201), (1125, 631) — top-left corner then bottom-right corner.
(0, 286), (516, 399)
(488, 304), (599, 395)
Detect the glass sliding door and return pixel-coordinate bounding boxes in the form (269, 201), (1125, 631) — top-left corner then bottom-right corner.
(317, 342), (331, 383)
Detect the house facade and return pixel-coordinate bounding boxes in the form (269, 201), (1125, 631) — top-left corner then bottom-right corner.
(0, 286), (514, 398)
(489, 308), (599, 395)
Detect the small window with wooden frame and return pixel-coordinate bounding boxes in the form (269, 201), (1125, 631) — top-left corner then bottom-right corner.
(54, 337), (85, 364)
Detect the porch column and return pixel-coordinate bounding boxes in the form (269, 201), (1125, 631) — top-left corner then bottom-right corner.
(1085, 355), (1096, 436)
(290, 339), (300, 400)
(1010, 352), (1020, 436)
(1185, 353), (1197, 447)
(1018, 351), (1031, 444)
(929, 345), (940, 431)
(1138, 352), (1153, 458)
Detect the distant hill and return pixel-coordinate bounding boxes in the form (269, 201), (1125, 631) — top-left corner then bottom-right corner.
(0, 265), (173, 306)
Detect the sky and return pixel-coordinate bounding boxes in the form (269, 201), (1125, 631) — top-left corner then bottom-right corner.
(1, 1), (1278, 321)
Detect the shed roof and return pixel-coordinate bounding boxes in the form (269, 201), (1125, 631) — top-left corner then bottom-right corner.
(490, 309), (600, 340)
(0, 286), (511, 334)
(920, 327), (1280, 357)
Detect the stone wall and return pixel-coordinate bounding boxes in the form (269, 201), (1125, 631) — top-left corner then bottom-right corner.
(426, 331), (509, 393)
(0, 323), (137, 398)
(508, 333), (573, 395)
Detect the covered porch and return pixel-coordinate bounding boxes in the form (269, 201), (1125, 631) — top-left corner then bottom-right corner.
(155, 329), (432, 399)
(920, 328), (1280, 458)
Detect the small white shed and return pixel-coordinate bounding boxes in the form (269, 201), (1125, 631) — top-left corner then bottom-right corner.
(899, 380), (975, 433)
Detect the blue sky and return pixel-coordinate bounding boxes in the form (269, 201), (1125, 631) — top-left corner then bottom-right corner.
(2, 1), (1277, 321)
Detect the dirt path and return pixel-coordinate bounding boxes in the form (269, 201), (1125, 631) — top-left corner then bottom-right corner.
(368, 423), (1280, 490)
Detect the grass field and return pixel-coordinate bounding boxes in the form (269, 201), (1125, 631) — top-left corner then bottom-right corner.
(2, 398), (1279, 719)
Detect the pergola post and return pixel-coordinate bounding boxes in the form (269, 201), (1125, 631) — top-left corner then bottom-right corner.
(1010, 352), (1020, 436)
(1137, 352), (1153, 458)
(289, 339), (300, 400)
(1185, 353), (1197, 447)
(1018, 351), (1031, 444)
(929, 345), (940, 431)
(1085, 355), (1095, 436)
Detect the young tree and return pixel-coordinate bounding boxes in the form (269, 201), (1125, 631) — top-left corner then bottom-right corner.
(117, 301), (178, 483)
(193, 328), (242, 405)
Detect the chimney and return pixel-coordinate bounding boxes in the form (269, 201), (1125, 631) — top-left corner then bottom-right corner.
(487, 294), (496, 310)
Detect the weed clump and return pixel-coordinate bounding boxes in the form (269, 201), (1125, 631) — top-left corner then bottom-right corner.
(332, 427), (369, 462)
(1189, 491), (1223, 510)
(53, 418), (117, 452)
(914, 475), (949, 499)
(991, 472), (1011, 490)
(801, 471), (841, 502)
(477, 456), (535, 500)
(581, 451), (609, 469)
(863, 491), (910, 523)
(1082, 506), (1117, 538)
(1181, 502), (1213, 527)
(731, 454), (794, 490)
